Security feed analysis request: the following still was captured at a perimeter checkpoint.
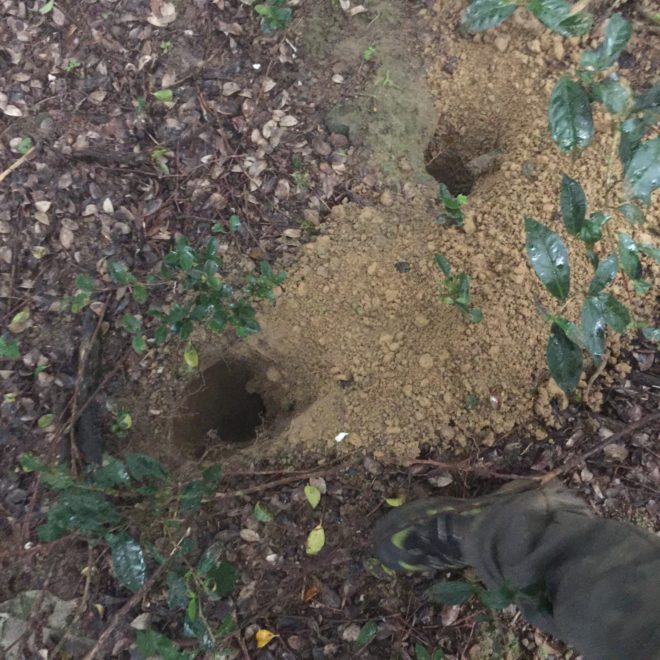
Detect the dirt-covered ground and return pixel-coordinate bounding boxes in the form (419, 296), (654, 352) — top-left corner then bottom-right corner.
(1, 0), (659, 658)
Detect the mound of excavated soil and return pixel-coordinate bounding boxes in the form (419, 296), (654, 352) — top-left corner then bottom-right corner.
(239, 9), (659, 462)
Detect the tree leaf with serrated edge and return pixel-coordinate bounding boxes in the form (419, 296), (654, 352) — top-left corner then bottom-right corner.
(618, 233), (642, 279)
(356, 621), (379, 649)
(553, 11), (592, 37)
(624, 137), (660, 205)
(109, 534), (147, 592)
(587, 253), (618, 296)
(428, 580), (475, 605)
(254, 502), (274, 522)
(591, 80), (631, 114)
(304, 484), (321, 509)
(75, 274), (95, 291)
(619, 116), (653, 172)
(121, 313), (141, 334)
(126, 453), (168, 481)
(618, 202), (645, 225)
(435, 254), (452, 277)
(167, 572), (188, 610)
(306, 525), (325, 555)
(0, 336), (20, 359)
(547, 323), (582, 394)
(477, 582), (517, 610)
(205, 561), (237, 597)
(524, 217), (570, 301)
(580, 13), (632, 71)
(183, 342), (199, 368)
(527, 0), (591, 36)
(460, 0), (517, 32)
(552, 316), (583, 347)
(581, 296), (606, 364)
(559, 173), (586, 235)
(632, 83), (660, 112)
(639, 244), (660, 264)
(107, 259), (133, 285)
(548, 78), (593, 153)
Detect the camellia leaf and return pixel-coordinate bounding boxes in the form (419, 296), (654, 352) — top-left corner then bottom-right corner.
(618, 233), (642, 280)
(617, 202), (645, 226)
(548, 77), (593, 153)
(132, 284), (148, 304)
(415, 644), (432, 660)
(121, 313), (141, 334)
(527, 0), (592, 37)
(642, 327), (660, 343)
(355, 621), (379, 649)
(581, 296), (606, 364)
(624, 137), (660, 205)
(559, 173), (586, 235)
(580, 13), (632, 71)
(524, 217), (570, 302)
(304, 484), (321, 510)
(0, 336), (20, 359)
(632, 83), (660, 112)
(477, 583), (517, 610)
(639, 244), (660, 264)
(618, 116), (654, 172)
(597, 293), (631, 333)
(254, 501), (274, 522)
(205, 561), (237, 597)
(256, 629), (277, 649)
(152, 88), (173, 102)
(126, 453), (168, 481)
(579, 211), (610, 245)
(306, 525), (325, 555)
(434, 253), (452, 277)
(132, 335), (147, 354)
(591, 80), (631, 115)
(460, 0), (517, 32)
(183, 342), (199, 369)
(587, 253), (618, 296)
(427, 580), (475, 605)
(109, 534), (147, 592)
(546, 323), (582, 394)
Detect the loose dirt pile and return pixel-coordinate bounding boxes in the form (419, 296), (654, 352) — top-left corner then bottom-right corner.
(227, 4), (660, 462)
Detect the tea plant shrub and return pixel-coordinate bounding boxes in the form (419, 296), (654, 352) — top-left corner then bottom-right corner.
(461, 2), (659, 393)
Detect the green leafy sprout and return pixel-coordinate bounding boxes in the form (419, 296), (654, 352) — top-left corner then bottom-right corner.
(435, 254), (483, 323)
(255, 0), (292, 33)
(437, 184), (468, 227)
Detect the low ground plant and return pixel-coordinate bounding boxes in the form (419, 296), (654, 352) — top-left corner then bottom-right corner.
(435, 253), (483, 323)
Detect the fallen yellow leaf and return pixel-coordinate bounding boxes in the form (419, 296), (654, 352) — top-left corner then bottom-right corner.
(256, 628), (278, 649)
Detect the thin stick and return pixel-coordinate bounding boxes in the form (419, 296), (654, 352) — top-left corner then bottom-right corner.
(82, 528), (192, 660)
(0, 146), (36, 183)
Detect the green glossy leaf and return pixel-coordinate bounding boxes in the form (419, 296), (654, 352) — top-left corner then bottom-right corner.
(597, 293), (630, 333)
(591, 80), (631, 114)
(618, 233), (642, 279)
(639, 244), (660, 264)
(477, 583), (517, 609)
(587, 253), (618, 296)
(107, 259), (133, 285)
(617, 202), (645, 225)
(132, 284), (148, 304)
(415, 644), (431, 660)
(642, 326), (660, 343)
(167, 572), (188, 610)
(552, 11), (592, 37)
(632, 83), (660, 112)
(548, 77), (593, 153)
(121, 313), (141, 334)
(460, 0), (517, 32)
(355, 621), (379, 649)
(75, 274), (95, 292)
(559, 173), (586, 235)
(428, 580), (475, 605)
(624, 137), (660, 204)
(619, 116), (653, 172)
(0, 336), (20, 359)
(546, 323), (582, 394)
(152, 88), (173, 102)
(581, 296), (606, 364)
(553, 316), (583, 347)
(229, 214), (241, 232)
(125, 453), (168, 481)
(254, 501), (274, 522)
(580, 14), (632, 71)
(136, 630), (193, 660)
(527, 0), (592, 36)
(579, 212), (610, 245)
(304, 484), (321, 509)
(132, 335), (147, 353)
(93, 459), (130, 488)
(524, 217), (570, 301)
(205, 561), (237, 597)
(38, 413), (54, 429)
(109, 535), (147, 592)
(18, 136), (33, 154)
(180, 480), (205, 513)
(39, 0), (54, 14)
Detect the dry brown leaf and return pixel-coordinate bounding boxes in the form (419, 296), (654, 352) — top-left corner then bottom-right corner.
(34, 201), (52, 212)
(222, 81), (241, 96)
(4, 105), (23, 117)
(59, 227), (74, 249)
(279, 115), (298, 127)
(147, 1), (176, 26)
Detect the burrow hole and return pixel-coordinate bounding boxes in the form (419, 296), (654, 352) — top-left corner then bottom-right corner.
(173, 359), (267, 457)
(424, 123), (500, 196)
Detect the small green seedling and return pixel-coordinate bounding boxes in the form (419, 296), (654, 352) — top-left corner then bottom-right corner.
(437, 184), (467, 227)
(65, 57), (81, 72)
(151, 146), (170, 174)
(110, 408), (132, 438)
(159, 40), (172, 53)
(435, 254), (483, 323)
(17, 136), (33, 155)
(255, 0), (292, 33)
(362, 45), (376, 61)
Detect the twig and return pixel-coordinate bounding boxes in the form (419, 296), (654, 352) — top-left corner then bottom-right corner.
(82, 528), (192, 660)
(539, 410), (660, 485)
(585, 354), (609, 406)
(0, 146), (36, 183)
(409, 458), (537, 481)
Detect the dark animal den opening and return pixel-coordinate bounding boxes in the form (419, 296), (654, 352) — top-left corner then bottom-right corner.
(173, 359), (266, 455)
(424, 131), (476, 196)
